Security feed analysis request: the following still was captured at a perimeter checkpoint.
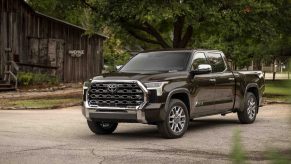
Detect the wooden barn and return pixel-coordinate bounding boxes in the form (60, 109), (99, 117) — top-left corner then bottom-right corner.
(0, 0), (106, 90)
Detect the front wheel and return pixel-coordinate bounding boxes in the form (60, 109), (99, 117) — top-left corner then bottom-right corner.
(158, 99), (189, 139)
(87, 120), (118, 135)
(237, 92), (258, 124)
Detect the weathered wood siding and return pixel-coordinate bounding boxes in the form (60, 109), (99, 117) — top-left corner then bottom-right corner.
(0, 0), (105, 82)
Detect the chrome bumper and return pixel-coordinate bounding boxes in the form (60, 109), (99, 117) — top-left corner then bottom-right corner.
(82, 101), (148, 123)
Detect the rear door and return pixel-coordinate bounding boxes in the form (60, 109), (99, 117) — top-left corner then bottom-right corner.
(189, 52), (216, 116)
(205, 52), (235, 112)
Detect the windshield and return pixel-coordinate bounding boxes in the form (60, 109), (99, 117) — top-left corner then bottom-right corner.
(120, 51), (191, 73)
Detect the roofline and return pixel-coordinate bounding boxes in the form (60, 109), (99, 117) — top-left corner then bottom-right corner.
(22, 0), (107, 39)
(35, 12), (108, 39)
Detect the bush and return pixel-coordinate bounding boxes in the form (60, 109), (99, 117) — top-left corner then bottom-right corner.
(17, 72), (59, 86)
(17, 72), (33, 86)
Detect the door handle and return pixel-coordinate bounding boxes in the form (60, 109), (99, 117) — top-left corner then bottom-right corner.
(209, 78), (216, 82)
(228, 78), (235, 81)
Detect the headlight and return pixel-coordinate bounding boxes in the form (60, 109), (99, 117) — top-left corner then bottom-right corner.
(144, 82), (168, 96)
(144, 82), (168, 88)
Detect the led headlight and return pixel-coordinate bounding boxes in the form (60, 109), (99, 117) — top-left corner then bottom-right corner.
(144, 82), (168, 96)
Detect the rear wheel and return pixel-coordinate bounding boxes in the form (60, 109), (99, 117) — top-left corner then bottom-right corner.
(237, 92), (258, 124)
(158, 99), (189, 139)
(87, 120), (118, 135)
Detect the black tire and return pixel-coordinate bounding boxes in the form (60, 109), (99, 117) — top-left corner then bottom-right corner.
(237, 92), (258, 124)
(158, 99), (189, 139)
(87, 120), (118, 135)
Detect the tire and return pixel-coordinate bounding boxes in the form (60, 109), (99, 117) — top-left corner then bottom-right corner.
(158, 99), (189, 139)
(87, 120), (118, 135)
(237, 92), (258, 124)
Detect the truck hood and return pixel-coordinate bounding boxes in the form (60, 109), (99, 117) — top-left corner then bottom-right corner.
(92, 71), (189, 83)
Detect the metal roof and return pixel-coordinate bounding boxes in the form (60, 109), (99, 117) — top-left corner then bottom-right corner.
(22, 0), (107, 39)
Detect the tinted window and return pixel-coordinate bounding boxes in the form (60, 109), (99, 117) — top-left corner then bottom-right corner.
(120, 51), (191, 73)
(191, 53), (208, 70)
(206, 53), (226, 72)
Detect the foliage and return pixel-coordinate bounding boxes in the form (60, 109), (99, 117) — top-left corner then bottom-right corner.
(17, 72), (59, 86)
(103, 31), (131, 70)
(81, 0), (290, 49)
(230, 130), (246, 164)
(27, 0), (82, 26)
(27, 0), (291, 69)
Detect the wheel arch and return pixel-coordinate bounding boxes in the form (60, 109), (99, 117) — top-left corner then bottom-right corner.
(240, 83), (260, 112)
(165, 88), (191, 114)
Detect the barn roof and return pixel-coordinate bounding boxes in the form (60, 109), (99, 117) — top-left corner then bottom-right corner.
(22, 0), (107, 39)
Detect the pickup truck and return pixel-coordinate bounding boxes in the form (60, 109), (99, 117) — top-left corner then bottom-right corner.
(82, 49), (265, 138)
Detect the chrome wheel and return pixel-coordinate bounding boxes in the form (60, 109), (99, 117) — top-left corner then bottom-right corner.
(247, 97), (257, 120)
(168, 106), (186, 134)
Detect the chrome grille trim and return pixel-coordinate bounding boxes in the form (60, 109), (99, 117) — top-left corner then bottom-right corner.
(87, 80), (148, 110)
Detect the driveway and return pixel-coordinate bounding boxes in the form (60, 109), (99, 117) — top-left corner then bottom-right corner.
(0, 104), (290, 164)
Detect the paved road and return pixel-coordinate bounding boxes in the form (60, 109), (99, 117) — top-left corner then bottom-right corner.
(0, 104), (290, 164)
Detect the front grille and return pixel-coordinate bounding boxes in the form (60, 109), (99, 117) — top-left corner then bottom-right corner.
(88, 82), (145, 107)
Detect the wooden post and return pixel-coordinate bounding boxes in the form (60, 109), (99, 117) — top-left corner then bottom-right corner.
(272, 58), (276, 81)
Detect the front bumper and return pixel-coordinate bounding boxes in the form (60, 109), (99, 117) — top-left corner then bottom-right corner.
(82, 102), (164, 123)
(82, 80), (165, 124)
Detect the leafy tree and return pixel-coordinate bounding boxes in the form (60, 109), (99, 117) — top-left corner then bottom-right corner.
(81, 0), (290, 50)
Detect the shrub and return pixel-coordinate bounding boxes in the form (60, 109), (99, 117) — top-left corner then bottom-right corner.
(17, 72), (59, 86)
(17, 72), (33, 86)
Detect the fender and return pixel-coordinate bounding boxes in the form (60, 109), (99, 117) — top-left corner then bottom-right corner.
(239, 83), (259, 112)
(160, 88), (191, 120)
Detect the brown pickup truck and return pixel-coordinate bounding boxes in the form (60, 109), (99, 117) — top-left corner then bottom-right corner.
(82, 49), (265, 138)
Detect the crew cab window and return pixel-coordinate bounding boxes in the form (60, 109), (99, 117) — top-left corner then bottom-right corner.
(206, 53), (226, 72)
(191, 52), (208, 70)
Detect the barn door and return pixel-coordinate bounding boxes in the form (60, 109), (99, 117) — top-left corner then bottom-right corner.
(48, 39), (64, 80)
(27, 38), (64, 80)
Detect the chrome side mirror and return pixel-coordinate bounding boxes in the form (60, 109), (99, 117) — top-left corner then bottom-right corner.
(191, 64), (212, 75)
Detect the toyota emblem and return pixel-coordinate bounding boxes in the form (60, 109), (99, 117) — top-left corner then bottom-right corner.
(107, 84), (118, 93)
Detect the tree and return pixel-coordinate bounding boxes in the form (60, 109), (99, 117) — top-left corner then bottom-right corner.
(81, 0), (290, 49)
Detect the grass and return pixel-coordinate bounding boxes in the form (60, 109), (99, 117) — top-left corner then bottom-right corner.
(1, 98), (81, 109)
(265, 80), (291, 96)
(264, 80), (291, 103)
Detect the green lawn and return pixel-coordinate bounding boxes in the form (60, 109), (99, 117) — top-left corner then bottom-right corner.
(1, 98), (81, 109)
(265, 80), (291, 96)
(264, 80), (291, 103)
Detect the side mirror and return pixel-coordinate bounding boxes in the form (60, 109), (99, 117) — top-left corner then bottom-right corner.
(191, 64), (212, 75)
(115, 65), (123, 70)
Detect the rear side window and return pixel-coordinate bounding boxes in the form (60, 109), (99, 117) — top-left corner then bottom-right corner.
(206, 53), (226, 72)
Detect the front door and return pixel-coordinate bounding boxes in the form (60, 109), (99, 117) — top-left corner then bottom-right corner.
(189, 52), (216, 116)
